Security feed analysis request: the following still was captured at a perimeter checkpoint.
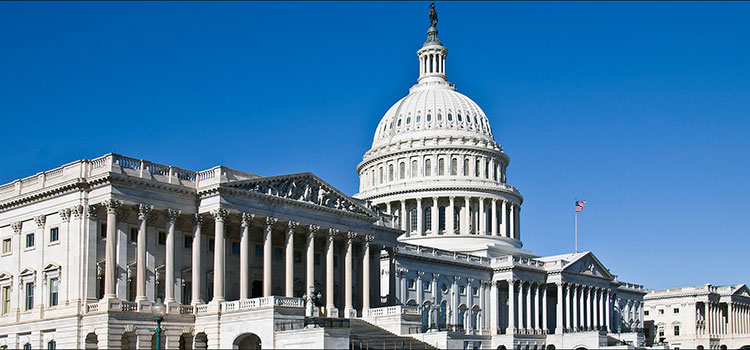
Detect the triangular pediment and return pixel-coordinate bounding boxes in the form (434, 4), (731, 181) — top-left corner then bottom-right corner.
(225, 172), (375, 218)
(733, 284), (750, 298)
(564, 252), (613, 279)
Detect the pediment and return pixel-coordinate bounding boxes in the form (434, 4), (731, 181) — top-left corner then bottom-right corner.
(564, 252), (613, 279)
(226, 173), (375, 217)
(733, 284), (750, 298)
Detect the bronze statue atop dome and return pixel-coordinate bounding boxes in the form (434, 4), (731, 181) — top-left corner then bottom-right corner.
(429, 3), (438, 28)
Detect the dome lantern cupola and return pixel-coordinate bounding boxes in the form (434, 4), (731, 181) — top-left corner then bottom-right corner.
(418, 3), (448, 84)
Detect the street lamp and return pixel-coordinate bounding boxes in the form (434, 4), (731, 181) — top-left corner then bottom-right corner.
(151, 298), (166, 350)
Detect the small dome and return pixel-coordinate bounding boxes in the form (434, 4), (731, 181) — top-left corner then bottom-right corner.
(372, 83), (494, 149)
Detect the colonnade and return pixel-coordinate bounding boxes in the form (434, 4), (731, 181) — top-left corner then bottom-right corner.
(702, 301), (750, 336)
(383, 197), (519, 239)
(558, 283), (611, 333)
(731, 302), (750, 335)
(100, 200), (376, 317)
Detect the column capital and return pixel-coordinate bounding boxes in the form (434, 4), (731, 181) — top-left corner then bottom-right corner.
(327, 228), (339, 240)
(103, 199), (121, 214)
(165, 209), (182, 224)
(364, 234), (374, 244)
(34, 215), (46, 228)
(210, 208), (229, 222)
(11, 222), (22, 235)
(416, 271), (425, 278)
(453, 276), (460, 283)
(191, 213), (204, 227)
(400, 199), (406, 204)
(449, 196), (455, 201)
(346, 231), (358, 241)
(432, 196), (439, 201)
(86, 205), (97, 220)
(265, 216), (278, 227)
(58, 208), (71, 222)
(308, 224), (320, 235)
(137, 204), (154, 221)
(71, 205), (84, 219)
(432, 273), (440, 280)
(287, 221), (300, 231)
(240, 212), (255, 227)
(467, 278), (474, 284)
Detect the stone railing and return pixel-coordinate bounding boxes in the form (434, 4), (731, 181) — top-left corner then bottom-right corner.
(398, 244), (491, 266)
(365, 305), (426, 318)
(120, 301), (138, 312)
(179, 305), (194, 314)
(358, 178), (522, 198)
(220, 296), (304, 314)
(86, 302), (99, 313)
(195, 304), (209, 314)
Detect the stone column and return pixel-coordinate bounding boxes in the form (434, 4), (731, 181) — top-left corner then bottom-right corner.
(448, 196), (456, 234)
(362, 235), (372, 311)
(464, 197), (471, 235)
(500, 200), (507, 237)
(431, 197), (439, 234)
(556, 283), (564, 334)
(103, 199), (121, 299)
(416, 198), (423, 235)
(164, 208), (181, 304)
(191, 214), (203, 305)
(567, 284), (573, 332)
(285, 221), (298, 297)
(572, 285), (578, 331)
(210, 208), (228, 303)
(517, 280), (524, 333)
(594, 288), (600, 330)
(533, 284), (540, 332)
(509, 204), (515, 239)
(605, 290), (611, 332)
(416, 272), (424, 306)
(263, 217), (277, 297)
(515, 205), (521, 240)
(478, 197), (486, 235)
(490, 281), (499, 335)
(542, 284), (548, 333)
(135, 204), (152, 302)
(344, 232), (356, 318)
(585, 286), (591, 330)
(239, 213), (253, 300)
(525, 282), (532, 332)
(400, 200), (408, 234)
(325, 228), (338, 316)
(306, 225), (319, 296)
(491, 199), (498, 236)
(507, 280), (515, 334)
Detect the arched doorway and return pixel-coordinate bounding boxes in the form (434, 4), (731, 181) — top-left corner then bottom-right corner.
(179, 333), (192, 350)
(84, 333), (97, 350)
(720, 345), (727, 350)
(546, 345), (556, 350)
(422, 301), (432, 331)
(697, 346), (704, 350)
(496, 346), (507, 350)
(194, 332), (208, 350)
(233, 333), (261, 350)
(739, 346), (750, 350)
(120, 332), (136, 350)
(438, 300), (447, 328)
(574, 347), (588, 350)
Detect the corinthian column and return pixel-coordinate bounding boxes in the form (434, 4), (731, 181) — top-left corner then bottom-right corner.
(463, 197), (471, 235)
(103, 199), (121, 299)
(285, 221), (299, 297)
(479, 197), (486, 235)
(362, 235), (373, 311)
(491, 199), (498, 236)
(400, 200), (407, 234)
(239, 213), (253, 300)
(416, 198), (423, 235)
(506, 280), (515, 334)
(344, 232), (357, 318)
(191, 214), (203, 305)
(306, 225), (319, 297)
(556, 283), (564, 334)
(164, 208), (181, 304)
(326, 228), (338, 316)
(509, 204), (515, 239)
(500, 200), (507, 237)
(263, 217), (277, 297)
(210, 208), (228, 303)
(448, 196), (456, 234)
(135, 204), (152, 302)
(431, 197), (439, 234)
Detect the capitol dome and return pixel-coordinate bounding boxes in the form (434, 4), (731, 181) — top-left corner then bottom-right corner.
(354, 11), (530, 258)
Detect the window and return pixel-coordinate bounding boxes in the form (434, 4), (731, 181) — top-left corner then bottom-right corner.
(274, 248), (283, 260)
(644, 310), (649, 316)
(2, 238), (11, 254)
(463, 159), (469, 176)
(426, 113), (432, 122)
(47, 340), (57, 350)
(183, 281), (192, 304)
(97, 276), (104, 299)
(450, 158), (457, 176)
(406, 117), (411, 124)
(314, 254), (320, 265)
(2, 286), (10, 314)
(424, 207), (432, 232)
(397, 119), (401, 127)
(674, 325), (680, 336)
(49, 227), (59, 243)
(437, 113), (442, 121)
(459, 286), (466, 295)
(255, 245), (262, 256)
(129, 227), (138, 243)
(23, 344), (31, 350)
(447, 113), (453, 121)
(423, 281), (431, 291)
(184, 235), (193, 249)
(438, 207), (446, 231)
(658, 328), (664, 337)
(425, 159), (431, 176)
(475, 159), (481, 177)
(410, 208), (417, 232)
(399, 162), (405, 179)
(674, 308), (679, 313)
(658, 309), (664, 315)
(25, 233), (34, 248)
(473, 287), (480, 296)
(458, 113), (462, 122)
(411, 160), (418, 178)
(416, 114), (421, 123)
(231, 242), (240, 255)
(440, 283), (449, 293)
(158, 230), (166, 245)
(294, 250), (302, 263)
(378, 167), (383, 184)
(408, 279), (416, 290)
(388, 164), (394, 181)
(100, 223), (107, 239)
(49, 277), (59, 306)
(485, 160), (490, 178)
(208, 239), (215, 252)
(438, 158), (445, 176)
(25, 282), (34, 310)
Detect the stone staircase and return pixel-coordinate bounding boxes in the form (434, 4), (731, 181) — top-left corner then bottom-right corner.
(348, 319), (438, 350)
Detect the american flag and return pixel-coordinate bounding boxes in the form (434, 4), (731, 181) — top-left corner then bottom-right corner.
(575, 200), (586, 212)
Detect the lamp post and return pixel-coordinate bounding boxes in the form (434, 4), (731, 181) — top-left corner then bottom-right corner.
(152, 298), (166, 350)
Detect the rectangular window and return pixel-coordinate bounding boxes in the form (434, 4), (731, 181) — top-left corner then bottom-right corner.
(314, 254), (320, 265)
(408, 279), (416, 290)
(128, 279), (136, 302)
(293, 250), (302, 263)
(460, 286), (466, 295)
(674, 325), (680, 336)
(644, 310), (649, 316)
(232, 242), (240, 255)
(25, 233), (34, 248)
(423, 281), (431, 292)
(473, 287), (480, 296)
(2, 238), (11, 254)
(49, 227), (59, 243)
(255, 245), (263, 257)
(97, 277), (105, 299)
(129, 227), (138, 243)
(274, 248), (283, 260)
(100, 223), (107, 239)
(2, 286), (10, 314)
(158, 230), (166, 245)
(49, 278), (58, 307)
(673, 308), (679, 313)
(208, 239), (215, 252)
(47, 340), (56, 350)
(438, 207), (446, 231)
(183, 281), (192, 304)
(25, 282), (33, 310)
(184, 235), (193, 249)
(659, 309), (664, 314)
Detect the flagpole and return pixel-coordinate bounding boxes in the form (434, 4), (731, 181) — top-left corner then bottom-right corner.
(574, 210), (578, 253)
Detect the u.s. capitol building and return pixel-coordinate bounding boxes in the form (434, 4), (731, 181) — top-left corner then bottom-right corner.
(0, 7), (648, 350)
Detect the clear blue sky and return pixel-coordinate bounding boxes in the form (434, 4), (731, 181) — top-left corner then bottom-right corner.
(2, 2), (748, 290)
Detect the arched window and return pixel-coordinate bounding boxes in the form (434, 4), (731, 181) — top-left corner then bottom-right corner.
(399, 162), (405, 179)
(450, 158), (457, 176)
(438, 158), (445, 176)
(388, 164), (394, 182)
(424, 207), (432, 232)
(425, 159), (432, 176)
(493, 164), (498, 181)
(397, 119), (402, 127)
(463, 158), (470, 176)
(411, 160), (418, 178)
(416, 114), (421, 123)
(485, 160), (490, 178)
(378, 167), (383, 184)
(427, 113), (432, 122)
(437, 113), (442, 121)
(438, 206), (446, 231)
(371, 169), (375, 187)
(447, 113), (453, 121)
(475, 159), (481, 177)
(439, 301), (447, 328)
(410, 208), (418, 232)
(23, 344), (31, 350)
(457, 113), (462, 122)
(406, 117), (411, 124)
(47, 340), (56, 350)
